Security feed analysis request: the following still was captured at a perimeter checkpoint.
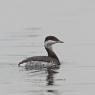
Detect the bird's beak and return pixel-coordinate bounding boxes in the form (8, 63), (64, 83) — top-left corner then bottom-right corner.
(57, 41), (64, 43)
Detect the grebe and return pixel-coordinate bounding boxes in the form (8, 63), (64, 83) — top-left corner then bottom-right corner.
(18, 36), (64, 68)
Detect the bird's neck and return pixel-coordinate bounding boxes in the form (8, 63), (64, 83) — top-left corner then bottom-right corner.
(45, 47), (59, 60)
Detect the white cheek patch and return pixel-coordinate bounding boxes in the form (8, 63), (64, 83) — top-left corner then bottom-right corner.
(44, 40), (56, 48)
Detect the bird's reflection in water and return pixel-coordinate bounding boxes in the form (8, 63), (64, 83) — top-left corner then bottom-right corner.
(46, 65), (60, 85)
(47, 68), (54, 85)
(23, 64), (60, 86)
(20, 65), (60, 95)
(47, 90), (59, 95)
(24, 64), (60, 85)
(46, 65), (60, 95)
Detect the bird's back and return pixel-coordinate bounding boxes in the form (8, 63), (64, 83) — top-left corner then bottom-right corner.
(18, 56), (60, 70)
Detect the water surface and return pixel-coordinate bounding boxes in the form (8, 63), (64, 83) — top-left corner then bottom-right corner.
(0, 30), (95, 95)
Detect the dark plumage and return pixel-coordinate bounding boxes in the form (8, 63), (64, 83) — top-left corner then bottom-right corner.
(19, 56), (59, 65)
(45, 36), (60, 42)
(18, 36), (64, 68)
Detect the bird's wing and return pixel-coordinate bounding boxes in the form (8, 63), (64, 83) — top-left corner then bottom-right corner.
(18, 56), (52, 65)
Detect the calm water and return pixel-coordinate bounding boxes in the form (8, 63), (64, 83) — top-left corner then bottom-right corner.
(0, 30), (95, 95)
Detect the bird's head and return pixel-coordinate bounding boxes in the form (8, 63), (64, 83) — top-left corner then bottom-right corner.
(44, 36), (64, 49)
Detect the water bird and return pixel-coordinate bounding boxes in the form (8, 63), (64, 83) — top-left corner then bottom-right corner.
(18, 36), (64, 69)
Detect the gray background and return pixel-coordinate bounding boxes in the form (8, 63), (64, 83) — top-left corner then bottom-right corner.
(0, 0), (95, 95)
